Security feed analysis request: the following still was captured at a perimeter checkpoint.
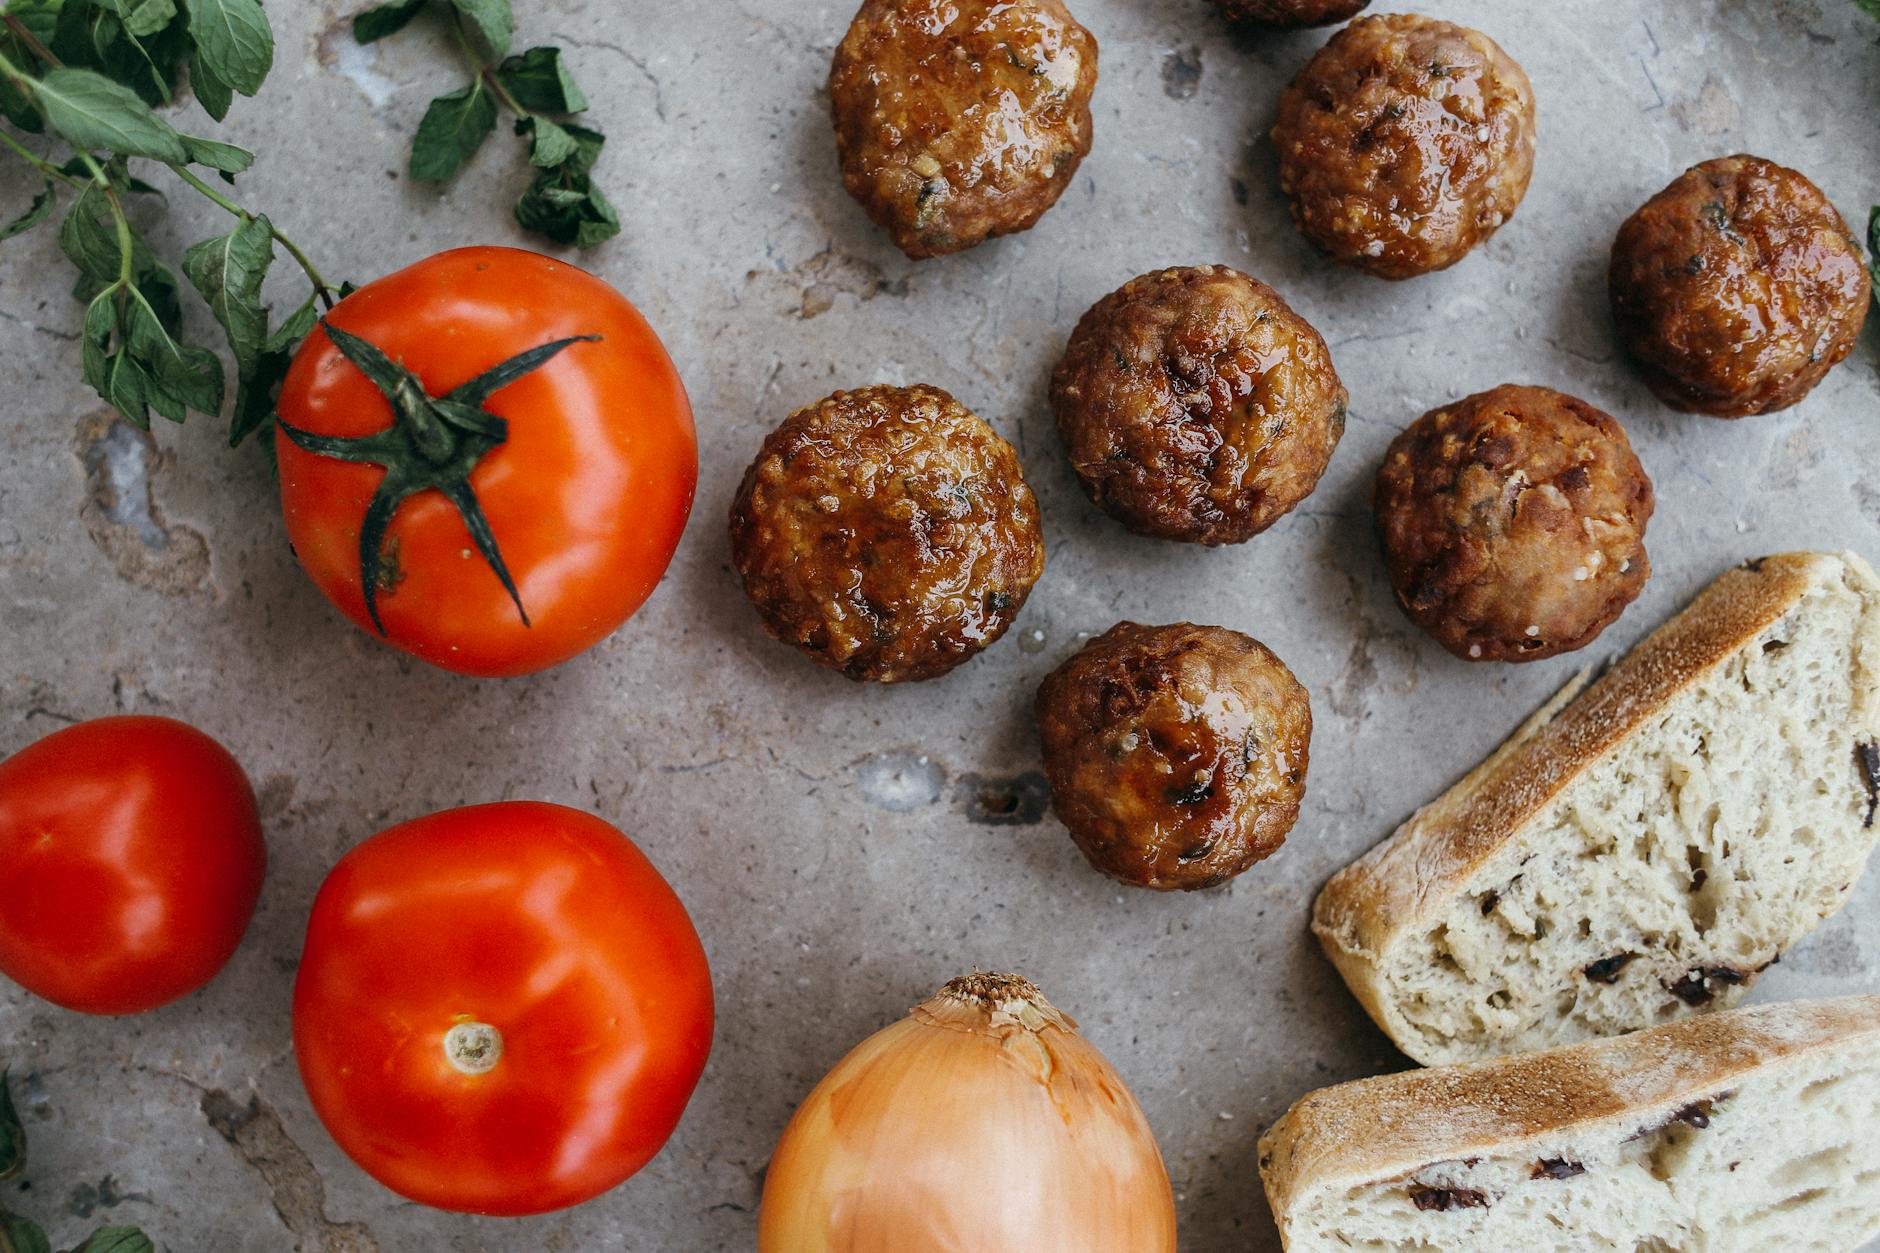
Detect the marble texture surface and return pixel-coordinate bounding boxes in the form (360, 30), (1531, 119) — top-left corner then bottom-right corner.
(1, 1), (1877, 1248)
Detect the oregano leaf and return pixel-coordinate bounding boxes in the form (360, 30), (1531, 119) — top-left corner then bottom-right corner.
(115, 0), (178, 39)
(228, 293), (316, 447)
(33, 66), (189, 162)
(0, 181), (59, 242)
(58, 186), (125, 286)
(181, 132), (254, 174)
(190, 47), (234, 121)
(104, 347), (153, 427)
(353, 0), (428, 43)
(0, 1210), (52, 1253)
(495, 46), (587, 113)
(69, 1226), (155, 1253)
(80, 290), (118, 399)
(448, 0), (512, 59)
(520, 115), (577, 168)
(182, 0), (272, 97)
(126, 285), (224, 417)
(183, 212), (272, 371)
(408, 79), (496, 181)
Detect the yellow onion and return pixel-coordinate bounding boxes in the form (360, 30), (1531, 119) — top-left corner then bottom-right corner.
(757, 971), (1178, 1252)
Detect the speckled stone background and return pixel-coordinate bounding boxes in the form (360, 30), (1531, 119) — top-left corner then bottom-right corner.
(2, 1), (1878, 1249)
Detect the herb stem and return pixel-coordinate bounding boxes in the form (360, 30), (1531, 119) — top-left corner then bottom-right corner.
(0, 126), (78, 186)
(166, 162), (338, 310)
(1, 14), (60, 69)
(74, 150), (136, 287)
(448, 14), (529, 120)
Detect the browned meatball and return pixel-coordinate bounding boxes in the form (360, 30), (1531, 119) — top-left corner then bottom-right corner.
(1050, 266), (1347, 546)
(1037, 622), (1311, 891)
(1375, 385), (1654, 663)
(1213, 0), (1370, 28)
(1609, 155), (1871, 418)
(829, 0), (1098, 259)
(1270, 14), (1536, 280)
(730, 386), (1045, 683)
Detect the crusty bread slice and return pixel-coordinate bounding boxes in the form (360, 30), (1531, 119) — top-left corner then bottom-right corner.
(1258, 996), (1880, 1252)
(1314, 552), (1880, 1065)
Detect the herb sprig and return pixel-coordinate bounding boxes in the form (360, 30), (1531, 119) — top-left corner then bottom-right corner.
(353, 0), (618, 248)
(0, 0), (334, 443)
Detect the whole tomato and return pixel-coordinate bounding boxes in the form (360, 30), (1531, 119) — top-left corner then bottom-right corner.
(0, 717), (265, 1015)
(275, 247), (696, 678)
(292, 802), (714, 1216)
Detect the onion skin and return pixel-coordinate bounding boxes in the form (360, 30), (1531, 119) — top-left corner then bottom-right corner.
(757, 974), (1178, 1252)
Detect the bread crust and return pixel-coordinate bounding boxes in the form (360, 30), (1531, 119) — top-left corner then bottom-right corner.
(1312, 552), (1880, 1051)
(1258, 995), (1880, 1234)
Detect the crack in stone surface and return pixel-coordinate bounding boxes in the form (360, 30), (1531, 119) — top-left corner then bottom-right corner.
(200, 1088), (379, 1253)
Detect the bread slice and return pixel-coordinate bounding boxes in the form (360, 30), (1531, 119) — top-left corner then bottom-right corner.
(1258, 996), (1880, 1252)
(1314, 552), (1880, 1065)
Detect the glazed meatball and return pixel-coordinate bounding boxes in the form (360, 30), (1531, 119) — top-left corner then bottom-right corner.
(1270, 14), (1536, 280)
(1375, 385), (1654, 663)
(1213, 0), (1370, 28)
(1050, 266), (1347, 545)
(1037, 622), (1311, 891)
(829, 0), (1098, 259)
(730, 385), (1045, 683)
(1609, 155), (1871, 418)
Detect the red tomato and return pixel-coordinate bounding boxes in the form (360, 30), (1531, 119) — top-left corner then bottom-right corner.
(0, 717), (265, 1015)
(292, 802), (714, 1216)
(275, 247), (696, 678)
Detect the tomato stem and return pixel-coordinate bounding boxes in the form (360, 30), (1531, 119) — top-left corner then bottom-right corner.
(276, 323), (601, 635)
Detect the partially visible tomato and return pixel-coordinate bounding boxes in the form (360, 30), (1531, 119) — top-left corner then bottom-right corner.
(0, 717), (266, 1015)
(275, 246), (696, 678)
(292, 802), (714, 1216)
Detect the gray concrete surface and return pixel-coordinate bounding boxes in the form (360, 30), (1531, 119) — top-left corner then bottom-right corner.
(2, 1), (1878, 1249)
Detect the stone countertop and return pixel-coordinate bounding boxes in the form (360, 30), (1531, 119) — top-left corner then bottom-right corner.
(2, 1), (1877, 1248)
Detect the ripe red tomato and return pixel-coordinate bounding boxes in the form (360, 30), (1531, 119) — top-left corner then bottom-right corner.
(275, 246), (696, 678)
(0, 717), (265, 1015)
(292, 802), (714, 1216)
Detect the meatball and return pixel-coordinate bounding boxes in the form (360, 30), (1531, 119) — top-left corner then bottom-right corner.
(829, 0), (1098, 259)
(1270, 14), (1536, 280)
(1036, 622), (1311, 891)
(730, 385), (1045, 683)
(1050, 266), (1347, 546)
(1374, 385), (1654, 663)
(1609, 155), (1871, 418)
(1213, 0), (1370, 28)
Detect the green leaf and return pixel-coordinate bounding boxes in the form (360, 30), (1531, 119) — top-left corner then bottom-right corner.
(7, 0), (63, 45)
(126, 285), (224, 417)
(190, 47), (234, 120)
(105, 346), (153, 427)
(408, 79), (496, 181)
(495, 46), (587, 113)
(181, 0), (272, 96)
(69, 1226), (155, 1253)
(228, 293), (316, 446)
(0, 1210), (52, 1253)
(353, 0), (427, 42)
(111, 0), (178, 39)
(1857, 0), (1880, 18)
(181, 132), (254, 174)
(0, 34), (45, 133)
(448, 0), (511, 58)
(514, 163), (618, 248)
(59, 186), (124, 286)
(81, 289), (118, 398)
(184, 213), (272, 371)
(0, 181), (58, 242)
(32, 67), (188, 162)
(519, 116), (577, 167)
(0, 1071), (22, 1180)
